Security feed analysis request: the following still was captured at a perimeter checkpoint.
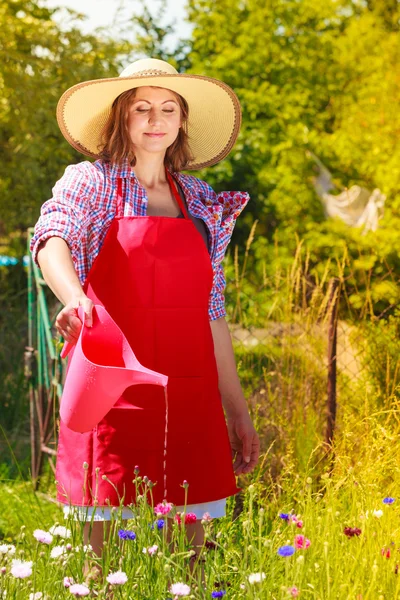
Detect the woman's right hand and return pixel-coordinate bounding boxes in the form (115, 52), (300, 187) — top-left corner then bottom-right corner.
(55, 294), (94, 344)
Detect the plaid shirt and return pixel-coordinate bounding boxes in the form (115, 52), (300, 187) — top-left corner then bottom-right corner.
(30, 160), (250, 320)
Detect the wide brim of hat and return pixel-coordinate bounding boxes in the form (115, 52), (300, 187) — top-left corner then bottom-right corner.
(56, 73), (242, 170)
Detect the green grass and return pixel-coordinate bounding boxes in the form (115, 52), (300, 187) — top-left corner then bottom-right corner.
(1, 401), (400, 600)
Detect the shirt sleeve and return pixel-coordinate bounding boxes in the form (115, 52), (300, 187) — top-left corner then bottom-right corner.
(30, 162), (96, 267)
(207, 188), (250, 321)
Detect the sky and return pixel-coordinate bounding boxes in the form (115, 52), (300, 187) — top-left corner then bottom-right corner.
(41, 0), (193, 49)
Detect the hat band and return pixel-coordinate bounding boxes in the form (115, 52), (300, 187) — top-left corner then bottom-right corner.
(121, 68), (170, 78)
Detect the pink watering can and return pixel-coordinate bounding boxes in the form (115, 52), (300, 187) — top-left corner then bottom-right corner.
(60, 304), (168, 433)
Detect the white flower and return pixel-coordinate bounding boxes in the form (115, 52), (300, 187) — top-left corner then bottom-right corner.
(29, 593), (44, 600)
(50, 545), (67, 559)
(248, 572), (266, 584)
(48, 525), (71, 539)
(68, 583), (90, 596)
(0, 544), (15, 555)
(373, 509), (384, 518)
(169, 582), (191, 596)
(33, 530), (53, 545)
(10, 559), (33, 579)
(106, 570), (128, 585)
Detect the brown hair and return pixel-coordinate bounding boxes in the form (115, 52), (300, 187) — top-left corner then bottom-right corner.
(99, 87), (194, 172)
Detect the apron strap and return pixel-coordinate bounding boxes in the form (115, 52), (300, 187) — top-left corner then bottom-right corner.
(166, 171), (190, 220)
(116, 178), (125, 217)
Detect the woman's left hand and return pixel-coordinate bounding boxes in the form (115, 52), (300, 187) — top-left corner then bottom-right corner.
(227, 412), (260, 476)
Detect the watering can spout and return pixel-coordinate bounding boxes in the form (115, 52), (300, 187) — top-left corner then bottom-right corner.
(60, 305), (168, 433)
(130, 368), (168, 388)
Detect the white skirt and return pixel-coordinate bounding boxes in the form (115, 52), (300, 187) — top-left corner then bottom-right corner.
(63, 498), (227, 522)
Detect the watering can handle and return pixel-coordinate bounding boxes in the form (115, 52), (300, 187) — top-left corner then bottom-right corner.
(60, 306), (86, 359)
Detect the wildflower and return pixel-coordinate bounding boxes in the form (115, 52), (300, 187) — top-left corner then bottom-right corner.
(64, 577), (74, 588)
(383, 497), (395, 505)
(279, 513), (290, 521)
(289, 587), (299, 597)
(118, 529), (136, 540)
(106, 570), (128, 585)
(174, 513), (182, 525)
(33, 530), (53, 545)
(0, 544), (15, 555)
(211, 592), (226, 598)
(248, 573), (266, 584)
(205, 540), (217, 550)
(343, 527), (362, 538)
(182, 480), (189, 489)
(10, 559), (33, 579)
(202, 512), (212, 522)
(184, 513), (197, 524)
(155, 519), (165, 530)
(294, 535), (311, 550)
(277, 545), (295, 557)
(142, 544), (158, 556)
(296, 520), (303, 529)
(50, 545), (67, 558)
(0, 567), (6, 575)
(154, 502), (173, 516)
(69, 583), (90, 596)
(381, 547), (391, 559)
(373, 510), (383, 518)
(169, 582), (191, 596)
(49, 525), (71, 539)
(29, 594), (44, 600)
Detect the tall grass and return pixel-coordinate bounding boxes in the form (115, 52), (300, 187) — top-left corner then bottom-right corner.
(1, 232), (399, 598)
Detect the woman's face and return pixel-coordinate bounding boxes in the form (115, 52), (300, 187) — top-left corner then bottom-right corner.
(127, 86), (182, 156)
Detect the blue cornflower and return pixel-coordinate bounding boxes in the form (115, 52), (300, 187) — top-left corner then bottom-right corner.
(383, 497), (395, 505)
(211, 592), (226, 598)
(277, 545), (295, 557)
(156, 519), (165, 530)
(279, 513), (290, 521)
(118, 529), (136, 540)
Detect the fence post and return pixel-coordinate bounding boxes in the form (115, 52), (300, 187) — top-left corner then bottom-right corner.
(326, 278), (340, 446)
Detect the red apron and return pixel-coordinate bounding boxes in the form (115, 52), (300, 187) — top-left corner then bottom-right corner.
(56, 171), (240, 507)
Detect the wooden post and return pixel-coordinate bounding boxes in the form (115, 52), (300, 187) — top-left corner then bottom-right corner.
(326, 278), (340, 446)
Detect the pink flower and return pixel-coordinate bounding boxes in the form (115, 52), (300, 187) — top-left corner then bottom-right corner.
(289, 586), (300, 597)
(64, 576), (74, 588)
(106, 570), (128, 585)
(296, 520), (303, 529)
(69, 583), (90, 596)
(33, 529), (53, 545)
(184, 513), (197, 524)
(154, 502), (173, 516)
(142, 544), (158, 556)
(174, 513), (182, 525)
(202, 512), (212, 522)
(294, 535), (311, 550)
(169, 582), (191, 596)
(10, 559), (33, 579)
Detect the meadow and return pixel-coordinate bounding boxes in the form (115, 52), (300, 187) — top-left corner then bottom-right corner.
(1, 247), (400, 600)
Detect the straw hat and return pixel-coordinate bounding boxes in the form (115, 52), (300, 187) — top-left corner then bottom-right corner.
(56, 58), (242, 170)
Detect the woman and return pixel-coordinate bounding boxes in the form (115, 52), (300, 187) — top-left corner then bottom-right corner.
(30, 58), (259, 556)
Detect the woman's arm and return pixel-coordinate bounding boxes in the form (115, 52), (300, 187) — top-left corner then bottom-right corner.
(37, 237), (93, 343)
(210, 316), (260, 475)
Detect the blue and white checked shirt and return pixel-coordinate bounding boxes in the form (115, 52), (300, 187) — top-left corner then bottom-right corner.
(30, 160), (250, 320)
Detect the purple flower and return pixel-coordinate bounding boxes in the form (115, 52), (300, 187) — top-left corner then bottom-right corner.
(156, 519), (165, 530)
(279, 513), (290, 521)
(118, 529), (136, 540)
(277, 545), (295, 557)
(211, 592), (226, 598)
(383, 497), (395, 505)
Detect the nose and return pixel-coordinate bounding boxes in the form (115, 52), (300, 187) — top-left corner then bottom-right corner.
(148, 108), (162, 126)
